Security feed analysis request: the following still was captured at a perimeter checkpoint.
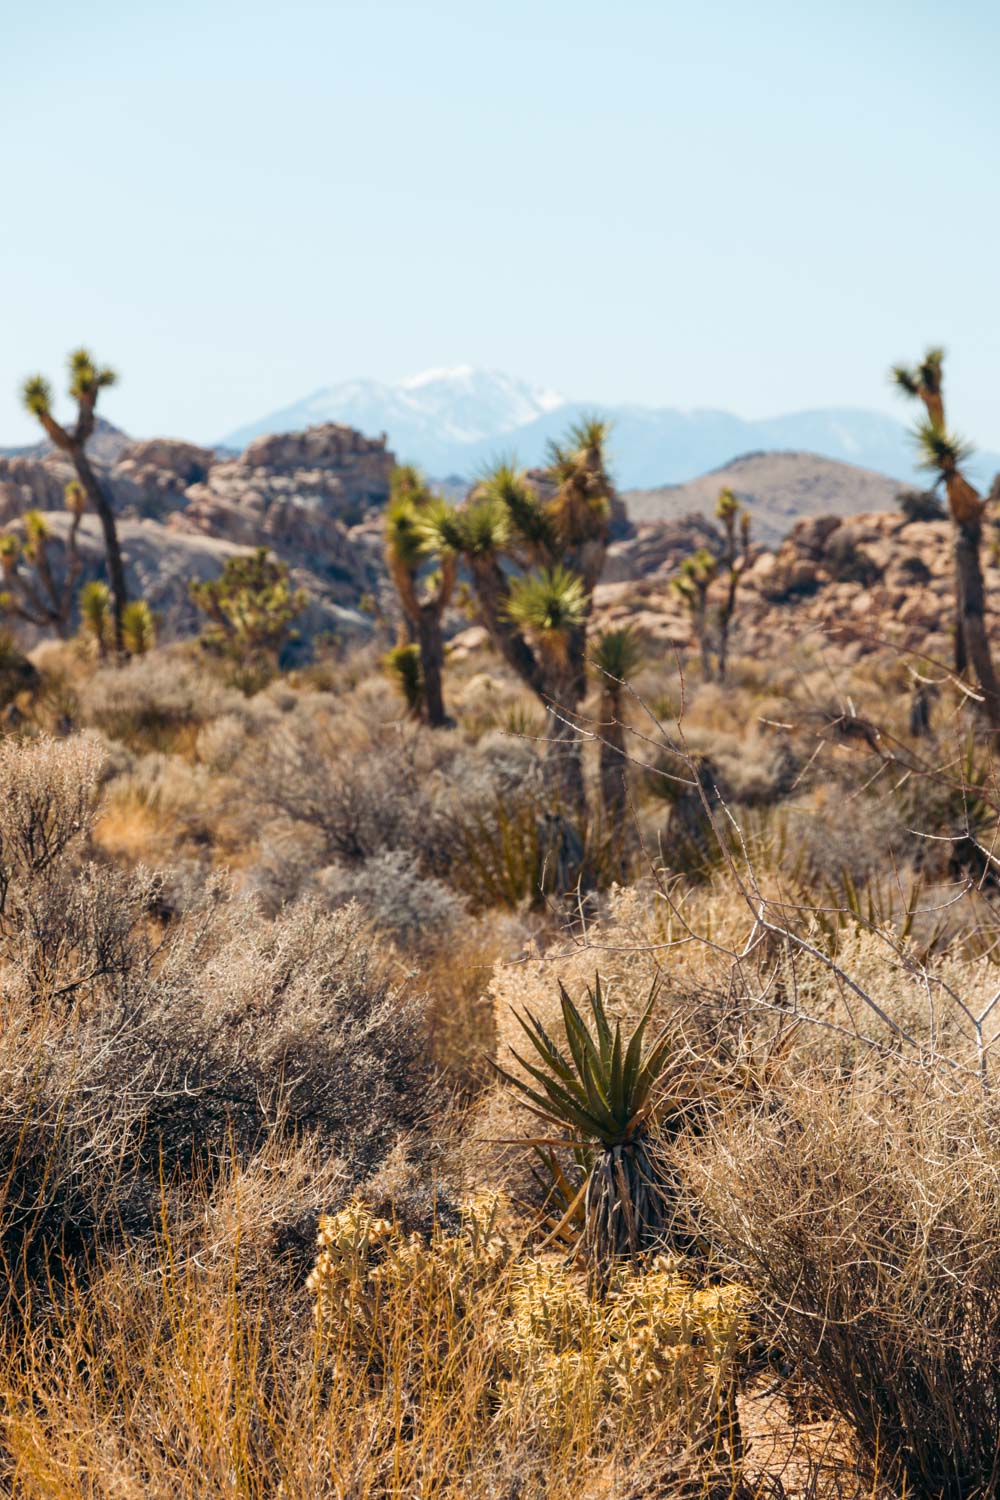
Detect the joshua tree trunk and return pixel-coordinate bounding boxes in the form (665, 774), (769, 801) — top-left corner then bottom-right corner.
(468, 555), (547, 695)
(537, 627), (588, 823)
(599, 704), (628, 825)
(953, 516), (1000, 738)
(67, 443), (127, 654)
(598, 688), (631, 880)
(544, 702), (586, 818)
(416, 605), (448, 729)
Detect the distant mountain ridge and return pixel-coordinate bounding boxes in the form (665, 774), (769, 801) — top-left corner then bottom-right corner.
(220, 368), (1000, 491)
(625, 450), (903, 546)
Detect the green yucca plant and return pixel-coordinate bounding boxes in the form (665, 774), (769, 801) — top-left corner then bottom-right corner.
(592, 625), (644, 684)
(504, 565), (586, 661)
(914, 417), (975, 478)
(498, 976), (681, 1280)
(79, 580), (113, 657)
(383, 641), (423, 717)
(121, 599), (155, 656)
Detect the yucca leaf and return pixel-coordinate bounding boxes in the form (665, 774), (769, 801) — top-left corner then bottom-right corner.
(512, 1007), (576, 1084)
(579, 1049), (622, 1138)
(508, 1045), (590, 1112)
(621, 1016), (649, 1108)
(608, 1020), (624, 1122)
(507, 1048), (607, 1135)
(559, 981), (602, 1081)
(632, 1028), (675, 1111)
(492, 1061), (596, 1135)
(621, 979), (661, 1104)
(588, 974), (614, 1066)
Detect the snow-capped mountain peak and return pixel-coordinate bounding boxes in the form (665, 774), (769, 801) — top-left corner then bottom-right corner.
(222, 368), (568, 465)
(218, 369), (1000, 489)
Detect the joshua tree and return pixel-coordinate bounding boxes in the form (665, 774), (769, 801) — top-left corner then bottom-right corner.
(21, 349), (128, 652)
(383, 466), (456, 727)
(592, 626), (644, 873)
(892, 347), (1000, 738)
(0, 483), (85, 638)
(671, 491), (751, 683)
(714, 488), (751, 680)
(190, 547), (307, 692)
(429, 418), (614, 818)
(672, 548), (716, 680)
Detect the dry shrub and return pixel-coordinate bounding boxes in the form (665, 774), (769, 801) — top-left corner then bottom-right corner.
(685, 1072), (1000, 1500)
(79, 649), (248, 751)
(243, 712), (551, 909)
(314, 849), (467, 947)
(0, 734), (445, 1284)
(0, 1192), (746, 1499)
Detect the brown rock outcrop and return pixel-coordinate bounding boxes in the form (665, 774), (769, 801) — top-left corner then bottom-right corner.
(111, 439), (215, 519)
(0, 456), (67, 521)
(175, 424), (392, 548)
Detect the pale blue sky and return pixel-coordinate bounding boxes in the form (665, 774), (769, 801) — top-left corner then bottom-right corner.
(3, 0), (999, 448)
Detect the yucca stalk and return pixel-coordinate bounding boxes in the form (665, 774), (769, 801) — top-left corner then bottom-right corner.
(498, 976), (680, 1284)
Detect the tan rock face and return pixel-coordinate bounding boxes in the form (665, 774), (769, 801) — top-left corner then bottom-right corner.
(176, 424), (393, 547)
(605, 514), (721, 583)
(111, 440), (215, 519)
(0, 457), (67, 521)
(0, 422), (397, 651)
(586, 505), (999, 668)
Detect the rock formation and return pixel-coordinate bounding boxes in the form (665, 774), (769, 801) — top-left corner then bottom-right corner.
(0, 423), (395, 648)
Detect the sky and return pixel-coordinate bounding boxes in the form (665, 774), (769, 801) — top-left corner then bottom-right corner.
(3, 0), (999, 448)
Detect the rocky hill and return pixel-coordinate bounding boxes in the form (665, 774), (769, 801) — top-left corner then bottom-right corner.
(0, 423), (395, 647)
(623, 451), (903, 546)
(0, 416), (133, 468)
(590, 509), (976, 667)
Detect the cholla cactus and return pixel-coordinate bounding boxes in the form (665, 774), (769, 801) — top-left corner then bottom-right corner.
(892, 346), (1000, 737)
(0, 484), (85, 640)
(383, 466), (456, 727)
(306, 1196), (745, 1453)
(20, 348), (127, 652)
